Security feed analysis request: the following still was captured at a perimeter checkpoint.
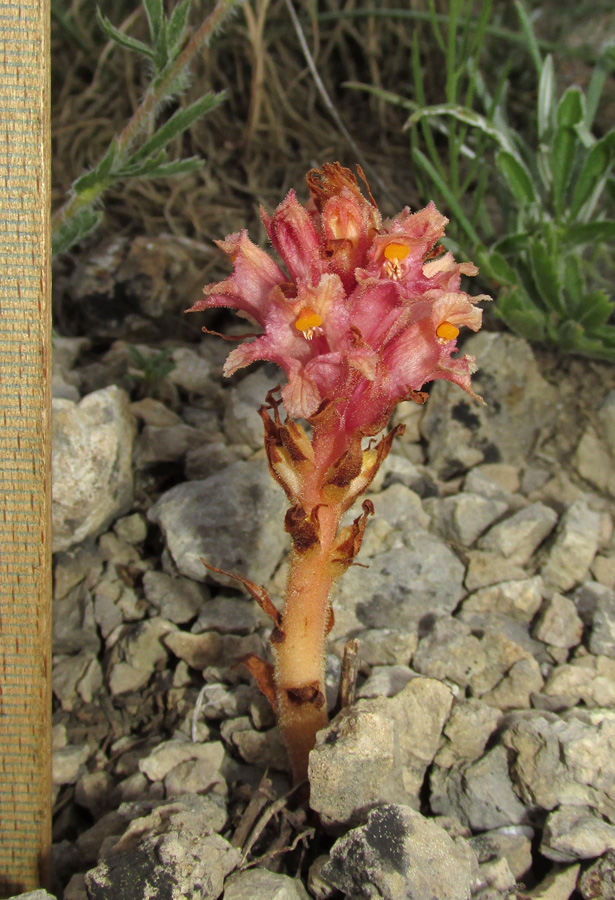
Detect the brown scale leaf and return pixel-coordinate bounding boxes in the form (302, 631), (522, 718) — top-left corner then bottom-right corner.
(284, 504), (320, 552)
(240, 655), (277, 712)
(200, 559), (281, 627)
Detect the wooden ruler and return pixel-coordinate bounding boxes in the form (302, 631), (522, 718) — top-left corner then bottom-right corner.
(0, 0), (52, 895)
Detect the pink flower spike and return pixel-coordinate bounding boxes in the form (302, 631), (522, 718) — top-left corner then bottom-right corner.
(186, 230), (287, 325)
(192, 162), (491, 787)
(261, 191), (325, 287)
(192, 162), (488, 433)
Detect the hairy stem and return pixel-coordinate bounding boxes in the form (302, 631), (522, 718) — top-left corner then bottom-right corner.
(273, 502), (343, 784)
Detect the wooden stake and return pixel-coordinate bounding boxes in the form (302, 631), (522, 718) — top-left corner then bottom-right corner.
(0, 1), (52, 894)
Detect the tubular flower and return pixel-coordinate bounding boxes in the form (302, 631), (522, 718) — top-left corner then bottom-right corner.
(188, 163), (488, 431)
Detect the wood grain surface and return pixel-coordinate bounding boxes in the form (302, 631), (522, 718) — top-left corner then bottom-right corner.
(0, 0), (52, 894)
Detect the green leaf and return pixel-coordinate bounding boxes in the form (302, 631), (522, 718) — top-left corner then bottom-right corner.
(404, 103), (521, 161)
(74, 137), (118, 195)
(563, 255), (585, 307)
(568, 331), (615, 362)
(135, 157), (204, 179)
(128, 92), (226, 164)
(590, 322), (615, 346)
(116, 150), (168, 178)
(492, 232), (530, 255)
(551, 124), (580, 215)
(537, 54), (555, 139)
(153, 23), (169, 72)
(569, 132), (615, 217)
(564, 221), (615, 244)
(479, 248), (519, 285)
(411, 148), (481, 246)
(556, 86), (584, 128)
(528, 238), (565, 314)
(168, 0), (191, 53)
(52, 207), (104, 257)
(96, 9), (154, 59)
(585, 46), (615, 131)
(143, 0), (164, 43)
(513, 0), (542, 74)
(556, 319), (585, 351)
(496, 286), (547, 341)
(344, 81), (418, 112)
(496, 150), (537, 204)
(577, 290), (614, 329)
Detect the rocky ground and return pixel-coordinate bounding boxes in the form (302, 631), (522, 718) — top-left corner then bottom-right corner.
(39, 235), (615, 900)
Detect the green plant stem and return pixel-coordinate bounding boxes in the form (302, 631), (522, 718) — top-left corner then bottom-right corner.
(51, 0), (242, 238)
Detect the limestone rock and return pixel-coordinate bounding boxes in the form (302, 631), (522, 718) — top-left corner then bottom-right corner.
(223, 367), (278, 449)
(141, 571), (208, 624)
(309, 677), (452, 826)
(527, 864), (581, 900)
(53, 386), (136, 552)
(357, 666), (416, 699)
(84, 795), (239, 900)
(479, 502), (557, 565)
(579, 850), (615, 899)
(588, 584), (615, 658)
(541, 806), (615, 862)
(469, 825), (533, 880)
(223, 869), (310, 900)
(332, 532), (465, 638)
(460, 577), (544, 624)
(502, 709), (615, 817)
(542, 655), (615, 709)
(107, 618), (175, 695)
(322, 804), (476, 900)
(421, 333), (558, 477)
(413, 618), (486, 688)
(434, 699), (503, 768)
(425, 492), (509, 547)
(148, 459), (287, 586)
(430, 745), (527, 831)
(138, 739), (225, 785)
(541, 500), (602, 591)
(533, 593), (584, 649)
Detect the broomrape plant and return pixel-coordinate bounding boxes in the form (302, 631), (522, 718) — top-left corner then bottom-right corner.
(189, 163), (488, 784)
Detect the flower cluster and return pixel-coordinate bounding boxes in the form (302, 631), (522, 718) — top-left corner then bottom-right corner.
(188, 163), (487, 438)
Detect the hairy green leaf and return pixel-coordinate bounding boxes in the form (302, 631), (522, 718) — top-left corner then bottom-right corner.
(143, 0), (164, 43)
(96, 10), (154, 59)
(577, 290), (614, 329)
(556, 86), (584, 128)
(551, 125), (579, 215)
(564, 221), (615, 244)
(513, 0), (542, 74)
(168, 0), (191, 52)
(52, 207), (104, 257)
(136, 157), (204, 179)
(480, 249), (519, 285)
(405, 103), (521, 162)
(569, 132), (615, 217)
(537, 54), (555, 140)
(529, 239), (564, 314)
(492, 233), (530, 255)
(128, 92), (226, 164)
(497, 286), (547, 341)
(496, 150), (537, 204)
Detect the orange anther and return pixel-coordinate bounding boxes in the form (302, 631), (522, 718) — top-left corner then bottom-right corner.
(436, 321), (460, 341)
(384, 242), (410, 261)
(295, 307), (323, 332)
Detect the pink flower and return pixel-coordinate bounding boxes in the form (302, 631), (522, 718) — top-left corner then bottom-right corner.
(188, 163), (488, 434)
